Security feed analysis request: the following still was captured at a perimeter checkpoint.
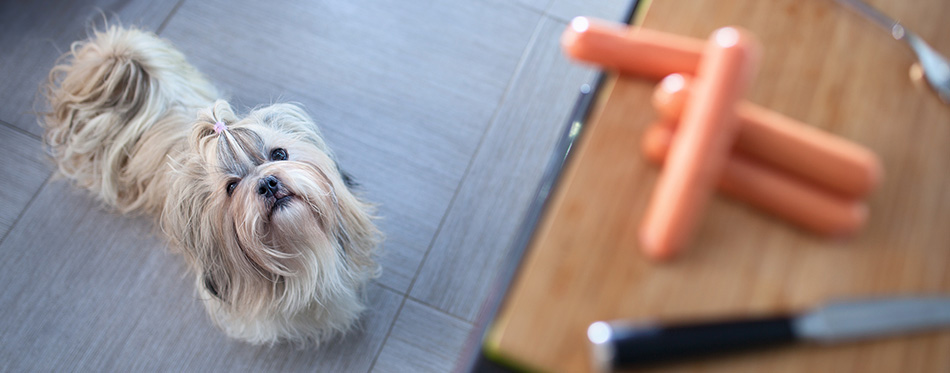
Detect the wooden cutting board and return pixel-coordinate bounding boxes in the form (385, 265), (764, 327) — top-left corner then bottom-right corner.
(483, 0), (950, 371)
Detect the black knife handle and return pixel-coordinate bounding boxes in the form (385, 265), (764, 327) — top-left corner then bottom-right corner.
(593, 316), (797, 369)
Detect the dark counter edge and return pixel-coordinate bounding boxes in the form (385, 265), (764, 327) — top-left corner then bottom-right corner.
(454, 2), (644, 372)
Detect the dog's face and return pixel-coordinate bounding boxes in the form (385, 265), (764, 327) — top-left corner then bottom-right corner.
(162, 101), (380, 344)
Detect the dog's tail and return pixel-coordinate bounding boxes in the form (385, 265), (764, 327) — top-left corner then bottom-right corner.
(43, 25), (217, 213)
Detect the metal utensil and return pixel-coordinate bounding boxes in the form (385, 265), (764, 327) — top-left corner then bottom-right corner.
(588, 296), (950, 371)
(834, 0), (950, 104)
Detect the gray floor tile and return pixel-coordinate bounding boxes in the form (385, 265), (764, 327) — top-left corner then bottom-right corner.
(0, 123), (49, 240)
(371, 299), (472, 373)
(515, 0), (554, 13)
(158, 0), (542, 293)
(0, 0), (631, 370)
(0, 179), (177, 371)
(0, 0), (179, 136)
(0, 179), (403, 372)
(409, 17), (598, 321)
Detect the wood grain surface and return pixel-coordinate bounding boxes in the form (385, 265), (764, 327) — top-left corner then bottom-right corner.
(485, 0), (950, 371)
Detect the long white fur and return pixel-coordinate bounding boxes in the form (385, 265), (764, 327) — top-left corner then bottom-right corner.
(42, 25), (381, 345)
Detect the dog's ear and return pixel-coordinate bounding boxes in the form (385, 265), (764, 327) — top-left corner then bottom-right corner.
(203, 273), (222, 301)
(337, 164), (358, 189)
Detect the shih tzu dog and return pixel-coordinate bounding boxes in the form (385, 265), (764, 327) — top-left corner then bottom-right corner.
(41, 25), (382, 345)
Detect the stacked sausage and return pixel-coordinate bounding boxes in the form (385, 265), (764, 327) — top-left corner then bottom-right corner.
(561, 17), (882, 260)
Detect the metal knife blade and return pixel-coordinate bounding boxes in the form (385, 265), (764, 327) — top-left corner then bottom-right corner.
(794, 297), (950, 343)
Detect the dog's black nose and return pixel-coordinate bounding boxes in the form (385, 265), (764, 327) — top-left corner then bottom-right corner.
(258, 175), (282, 197)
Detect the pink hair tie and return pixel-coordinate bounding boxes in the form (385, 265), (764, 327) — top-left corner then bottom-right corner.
(213, 121), (227, 134)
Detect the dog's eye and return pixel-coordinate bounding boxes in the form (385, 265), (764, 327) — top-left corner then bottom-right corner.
(226, 180), (238, 196)
(270, 148), (288, 161)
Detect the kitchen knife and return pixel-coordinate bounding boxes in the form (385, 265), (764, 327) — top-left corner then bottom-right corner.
(588, 297), (950, 371)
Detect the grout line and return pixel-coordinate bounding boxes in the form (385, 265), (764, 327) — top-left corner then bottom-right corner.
(365, 293), (408, 373)
(544, 12), (575, 24)
(405, 295), (477, 325)
(509, 0), (550, 17)
(0, 119), (51, 246)
(364, 289), (473, 373)
(507, 0), (573, 24)
(0, 175), (51, 249)
(370, 280), (404, 296)
(0, 119), (42, 141)
(156, 0), (186, 35)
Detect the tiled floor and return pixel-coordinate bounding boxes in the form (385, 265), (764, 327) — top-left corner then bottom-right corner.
(0, 0), (628, 371)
